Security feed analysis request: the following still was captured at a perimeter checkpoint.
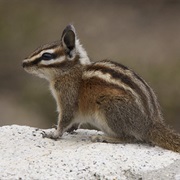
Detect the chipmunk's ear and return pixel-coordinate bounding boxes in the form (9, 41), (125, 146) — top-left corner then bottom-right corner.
(61, 25), (76, 58)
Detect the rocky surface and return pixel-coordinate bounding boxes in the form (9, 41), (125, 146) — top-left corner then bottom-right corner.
(0, 125), (180, 180)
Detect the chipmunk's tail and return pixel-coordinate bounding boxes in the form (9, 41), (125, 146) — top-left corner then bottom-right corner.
(148, 122), (180, 153)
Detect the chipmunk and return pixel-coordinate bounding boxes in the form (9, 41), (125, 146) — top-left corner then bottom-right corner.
(22, 24), (180, 153)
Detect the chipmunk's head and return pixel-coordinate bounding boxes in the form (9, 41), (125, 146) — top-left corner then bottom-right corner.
(22, 24), (90, 80)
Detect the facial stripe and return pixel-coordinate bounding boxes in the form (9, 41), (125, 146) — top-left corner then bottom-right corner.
(23, 47), (66, 67)
(30, 49), (56, 61)
(28, 43), (60, 59)
(39, 56), (66, 65)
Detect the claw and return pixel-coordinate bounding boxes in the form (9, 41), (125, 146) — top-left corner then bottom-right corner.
(40, 130), (62, 140)
(41, 131), (47, 138)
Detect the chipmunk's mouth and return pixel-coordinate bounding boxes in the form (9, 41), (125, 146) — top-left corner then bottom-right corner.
(22, 60), (37, 73)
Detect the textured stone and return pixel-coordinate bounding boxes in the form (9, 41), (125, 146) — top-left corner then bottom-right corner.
(0, 125), (180, 180)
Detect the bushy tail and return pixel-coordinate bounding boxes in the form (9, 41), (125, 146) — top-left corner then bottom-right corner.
(148, 122), (180, 153)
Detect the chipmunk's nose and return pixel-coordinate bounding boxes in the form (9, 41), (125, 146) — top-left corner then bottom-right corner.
(22, 61), (27, 68)
(22, 62), (25, 68)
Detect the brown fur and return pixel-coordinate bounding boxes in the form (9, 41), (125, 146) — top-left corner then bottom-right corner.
(22, 25), (180, 153)
(148, 122), (180, 152)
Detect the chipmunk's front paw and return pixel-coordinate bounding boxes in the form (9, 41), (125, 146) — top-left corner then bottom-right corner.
(41, 130), (62, 140)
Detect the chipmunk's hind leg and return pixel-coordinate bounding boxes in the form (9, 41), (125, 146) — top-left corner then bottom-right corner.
(91, 134), (138, 144)
(96, 95), (151, 143)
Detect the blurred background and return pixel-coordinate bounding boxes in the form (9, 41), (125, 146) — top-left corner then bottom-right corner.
(0, 0), (180, 132)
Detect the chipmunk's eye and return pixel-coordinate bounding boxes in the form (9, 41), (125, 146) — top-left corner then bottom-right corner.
(41, 53), (54, 60)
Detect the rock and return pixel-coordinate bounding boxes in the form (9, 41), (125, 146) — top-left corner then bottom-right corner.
(0, 125), (180, 180)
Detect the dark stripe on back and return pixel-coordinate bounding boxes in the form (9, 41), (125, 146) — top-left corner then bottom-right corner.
(85, 76), (130, 97)
(133, 72), (158, 116)
(87, 64), (151, 116)
(98, 60), (158, 116)
(101, 59), (129, 70)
